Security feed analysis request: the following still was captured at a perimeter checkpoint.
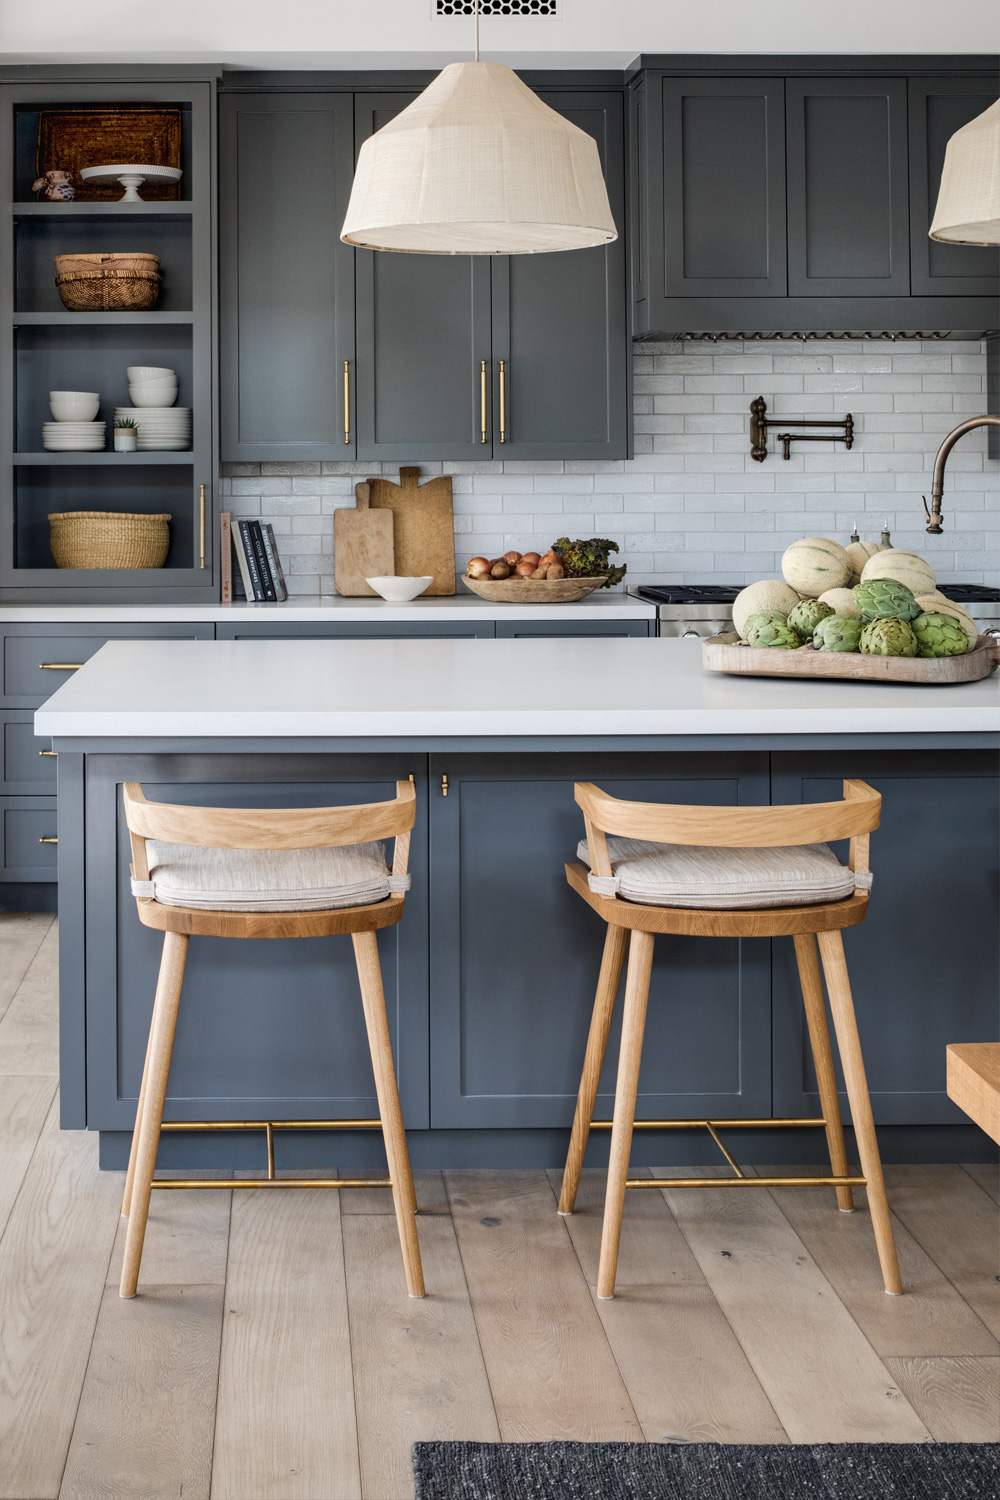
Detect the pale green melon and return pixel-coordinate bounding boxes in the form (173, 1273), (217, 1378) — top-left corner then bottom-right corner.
(844, 540), (883, 587)
(781, 537), (851, 597)
(818, 587), (862, 618)
(860, 549), (936, 597)
(914, 594), (978, 649)
(732, 579), (800, 639)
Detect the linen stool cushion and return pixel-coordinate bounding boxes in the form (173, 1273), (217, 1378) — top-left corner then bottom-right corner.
(577, 836), (860, 909)
(134, 838), (409, 912)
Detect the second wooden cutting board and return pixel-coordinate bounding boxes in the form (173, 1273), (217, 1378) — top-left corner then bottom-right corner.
(368, 467), (456, 595)
(333, 482), (394, 596)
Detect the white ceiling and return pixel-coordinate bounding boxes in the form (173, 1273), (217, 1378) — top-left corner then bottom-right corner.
(2, 0), (998, 67)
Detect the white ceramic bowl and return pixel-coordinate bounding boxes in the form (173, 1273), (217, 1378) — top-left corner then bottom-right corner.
(129, 378), (177, 390)
(49, 391), (100, 421)
(126, 366), (175, 380)
(365, 576), (433, 603)
(129, 388), (179, 407)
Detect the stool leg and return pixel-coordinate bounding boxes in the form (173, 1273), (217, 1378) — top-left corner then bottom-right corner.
(559, 923), (628, 1215)
(120, 931), (188, 1298)
(121, 987), (157, 1218)
(794, 933), (854, 1213)
(352, 931), (424, 1298)
(817, 930), (902, 1296)
(597, 928), (655, 1300)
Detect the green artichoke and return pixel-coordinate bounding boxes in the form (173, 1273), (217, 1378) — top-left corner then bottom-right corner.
(853, 578), (921, 622)
(787, 598), (834, 641)
(813, 614), (864, 653)
(741, 608), (788, 639)
(746, 618), (801, 649)
(859, 617), (919, 657)
(911, 611), (969, 658)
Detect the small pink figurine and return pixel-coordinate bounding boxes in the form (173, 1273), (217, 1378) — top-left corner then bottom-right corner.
(33, 169), (75, 202)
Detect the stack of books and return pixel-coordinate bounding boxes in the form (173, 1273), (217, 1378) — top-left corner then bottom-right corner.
(220, 513), (289, 602)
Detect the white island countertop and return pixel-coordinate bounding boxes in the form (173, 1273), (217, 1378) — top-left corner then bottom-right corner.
(35, 636), (1000, 740)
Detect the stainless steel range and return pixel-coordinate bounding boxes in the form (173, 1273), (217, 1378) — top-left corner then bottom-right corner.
(629, 583), (1000, 638)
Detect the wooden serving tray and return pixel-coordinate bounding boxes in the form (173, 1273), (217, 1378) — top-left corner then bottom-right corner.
(462, 574), (607, 604)
(702, 631), (1000, 685)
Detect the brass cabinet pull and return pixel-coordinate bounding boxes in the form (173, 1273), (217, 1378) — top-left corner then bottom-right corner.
(38, 748), (57, 757)
(499, 359), (506, 444)
(480, 361), (487, 444)
(441, 774), (449, 797)
(343, 360), (350, 445)
(39, 663), (82, 670)
(199, 483), (206, 570)
(39, 837), (58, 845)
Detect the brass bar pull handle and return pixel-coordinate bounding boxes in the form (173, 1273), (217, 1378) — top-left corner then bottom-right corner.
(38, 749), (57, 757)
(343, 360), (350, 445)
(480, 361), (487, 444)
(441, 774), (449, 797)
(199, 484), (206, 570)
(39, 837), (58, 845)
(499, 359), (506, 445)
(39, 663), (82, 671)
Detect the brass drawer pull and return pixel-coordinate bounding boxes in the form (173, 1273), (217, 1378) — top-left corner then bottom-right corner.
(39, 836), (58, 845)
(343, 360), (350, 445)
(39, 663), (83, 671)
(499, 359), (506, 444)
(441, 774), (449, 797)
(199, 484), (206, 570)
(39, 749), (57, 757)
(480, 361), (487, 444)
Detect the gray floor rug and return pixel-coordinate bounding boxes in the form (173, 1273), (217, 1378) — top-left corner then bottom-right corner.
(412, 1441), (1000, 1499)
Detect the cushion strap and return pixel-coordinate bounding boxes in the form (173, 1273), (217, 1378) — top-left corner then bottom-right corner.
(588, 872), (621, 897)
(387, 873), (412, 893)
(853, 869), (874, 890)
(130, 877), (155, 899)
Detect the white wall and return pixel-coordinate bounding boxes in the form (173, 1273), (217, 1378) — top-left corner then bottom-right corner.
(3, 0), (999, 67)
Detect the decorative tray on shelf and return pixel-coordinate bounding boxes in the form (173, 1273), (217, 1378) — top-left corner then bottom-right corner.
(702, 631), (1000, 685)
(462, 574), (608, 604)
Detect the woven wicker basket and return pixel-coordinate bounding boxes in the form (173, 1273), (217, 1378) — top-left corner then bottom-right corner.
(54, 252), (160, 276)
(56, 268), (160, 312)
(49, 511), (171, 570)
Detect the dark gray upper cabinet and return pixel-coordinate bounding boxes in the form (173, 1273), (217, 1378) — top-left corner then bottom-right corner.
(908, 77), (1000, 297)
(786, 77), (910, 298)
(489, 91), (628, 461)
(220, 94), (356, 462)
(656, 77), (786, 298)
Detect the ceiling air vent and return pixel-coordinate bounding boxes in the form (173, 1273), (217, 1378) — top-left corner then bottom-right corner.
(435, 1), (559, 16)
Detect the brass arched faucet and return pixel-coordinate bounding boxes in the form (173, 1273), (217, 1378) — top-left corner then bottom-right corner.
(923, 415), (1000, 532)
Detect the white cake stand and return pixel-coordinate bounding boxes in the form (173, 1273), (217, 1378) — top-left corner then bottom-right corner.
(79, 164), (183, 203)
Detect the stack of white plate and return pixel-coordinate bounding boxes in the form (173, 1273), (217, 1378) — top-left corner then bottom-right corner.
(42, 421), (106, 452)
(113, 407), (192, 451)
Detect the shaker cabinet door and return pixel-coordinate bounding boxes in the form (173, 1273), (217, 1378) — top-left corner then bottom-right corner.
(786, 77), (910, 297)
(220, 94), (357, 461)
(490, 91), (629, 461)
(908, 77), (1000, 297)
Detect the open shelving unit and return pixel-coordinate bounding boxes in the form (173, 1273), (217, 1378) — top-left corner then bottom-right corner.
(0, 76), (218, 602)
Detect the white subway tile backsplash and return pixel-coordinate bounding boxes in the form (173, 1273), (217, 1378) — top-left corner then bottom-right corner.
(221, 339), (995, 595)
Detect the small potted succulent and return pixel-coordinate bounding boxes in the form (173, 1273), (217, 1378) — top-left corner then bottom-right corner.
(113, 417), (137, 452)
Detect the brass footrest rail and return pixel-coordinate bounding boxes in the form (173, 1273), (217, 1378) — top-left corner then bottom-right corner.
(152, 1117), (393, 1191)
(589, 1116), (867, 1192)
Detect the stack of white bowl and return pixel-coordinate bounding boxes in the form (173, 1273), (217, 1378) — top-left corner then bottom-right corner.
(117, 366), (191, 450)
(42, 391), (106, 451)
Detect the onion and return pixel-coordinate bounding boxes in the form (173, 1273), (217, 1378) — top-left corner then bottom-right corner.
(468, 559), (492, 579)
(521, 552), (541, 567)
(466, 556), (489, 575)
(503, 550), (522, 567)
(515, 561), (535, 577)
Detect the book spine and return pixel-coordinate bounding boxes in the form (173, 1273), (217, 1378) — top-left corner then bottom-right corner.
(237, 521), (265, 601)
(261, 524), (287, 601)
(249, 521), (276, 602)
(231, 522), (252, 600)
(220, 512), (233, 603)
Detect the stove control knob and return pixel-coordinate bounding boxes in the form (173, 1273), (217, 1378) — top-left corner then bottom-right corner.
(681, 628), (701, 639)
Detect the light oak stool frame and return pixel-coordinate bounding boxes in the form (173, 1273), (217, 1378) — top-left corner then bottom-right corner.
(119, 779), (424, 1300)
(558, 778), (903, 1302)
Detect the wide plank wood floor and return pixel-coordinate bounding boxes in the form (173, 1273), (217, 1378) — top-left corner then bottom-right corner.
(0, 913), (997, 1499)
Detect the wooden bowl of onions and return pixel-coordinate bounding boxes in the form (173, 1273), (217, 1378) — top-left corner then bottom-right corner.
(461, 573), (608, 604)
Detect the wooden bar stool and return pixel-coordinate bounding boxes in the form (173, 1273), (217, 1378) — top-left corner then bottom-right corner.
(119, 779), (424, 1300)
(558, 779), (902, 1302)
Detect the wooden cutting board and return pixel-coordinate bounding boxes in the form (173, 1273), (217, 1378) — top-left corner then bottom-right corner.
(333, 482), (395, 596)
(368, 467), (456, 596)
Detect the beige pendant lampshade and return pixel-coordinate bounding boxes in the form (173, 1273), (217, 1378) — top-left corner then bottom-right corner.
(340, 61), (618, 255)
(929, 97), (1000, 246)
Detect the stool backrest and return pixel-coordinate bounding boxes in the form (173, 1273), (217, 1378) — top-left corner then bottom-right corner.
(123, 780), (416, 884)
(576, 779), (879, 885)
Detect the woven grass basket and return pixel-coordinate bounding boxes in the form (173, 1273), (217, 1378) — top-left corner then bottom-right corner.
(49, 511), (171, 570)
(54, 252), (160, 276)
(55, 268), (160, 312)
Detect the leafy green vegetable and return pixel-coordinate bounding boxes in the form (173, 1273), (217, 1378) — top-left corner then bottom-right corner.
(552, 537), (626, 590)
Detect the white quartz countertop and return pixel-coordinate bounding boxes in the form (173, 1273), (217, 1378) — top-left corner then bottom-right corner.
(0, 593), (653, 624)
(35, 636), (1000, 739)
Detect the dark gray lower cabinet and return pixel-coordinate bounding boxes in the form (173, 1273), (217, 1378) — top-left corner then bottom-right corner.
(428, 753), (772, 1128)
(214, 621), (495, 640)
(771, 750), (999, 1126)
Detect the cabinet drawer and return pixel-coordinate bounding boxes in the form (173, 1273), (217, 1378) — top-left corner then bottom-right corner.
(1, 797), (58, 881)
(1, 624), (216, 706)
(215, 622), (496, 640)
(2, 712), (57, 791)
(495, 620), (650, 639)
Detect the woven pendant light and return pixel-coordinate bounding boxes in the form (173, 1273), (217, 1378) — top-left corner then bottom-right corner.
(340, 60), (618, 255)
(929, 97), (1000, 246)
